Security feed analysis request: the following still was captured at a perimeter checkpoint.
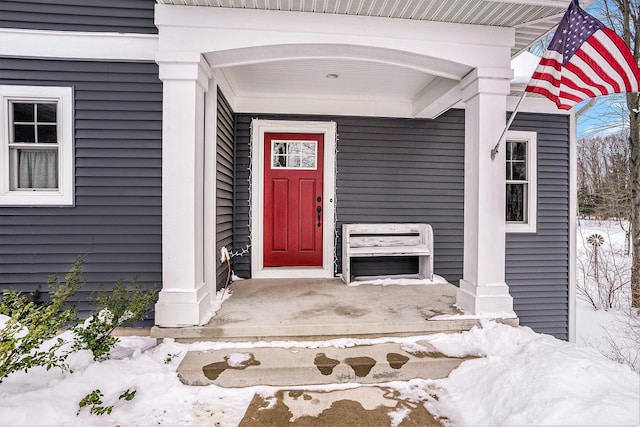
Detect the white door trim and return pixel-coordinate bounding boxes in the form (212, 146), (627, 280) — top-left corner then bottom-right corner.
(251, 119), (336, 279)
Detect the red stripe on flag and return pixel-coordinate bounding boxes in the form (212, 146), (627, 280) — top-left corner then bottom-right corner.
(530, 70), (560, 88)
(538, 56), (562, 72)
(558, 87), (585, 104)
(526, 86), (573, 110)
(587, 32), (632, 92)
(602, 27), (640, 90)
(575, 49), (621, 92)
(564, 61), (609, 96)
(560, 74), (598, 99)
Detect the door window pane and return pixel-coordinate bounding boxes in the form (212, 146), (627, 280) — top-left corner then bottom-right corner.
(271, 140), (317, 169)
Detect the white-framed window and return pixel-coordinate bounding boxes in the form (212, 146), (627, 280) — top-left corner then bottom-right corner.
(505, 130), (537, 233)
(0, 85), (74, 206)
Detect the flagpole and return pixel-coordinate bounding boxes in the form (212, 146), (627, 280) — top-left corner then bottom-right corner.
(491, 91), (527, 160)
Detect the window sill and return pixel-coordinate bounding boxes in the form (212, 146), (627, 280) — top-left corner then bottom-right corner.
(506, 222), (537, 233)
(0, 191), (74, 207)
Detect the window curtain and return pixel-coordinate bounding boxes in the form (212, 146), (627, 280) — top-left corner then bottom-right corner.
(18, 150), (58, 189)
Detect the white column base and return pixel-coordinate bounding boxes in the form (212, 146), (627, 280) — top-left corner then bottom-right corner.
(456, 279), (515, 316)
(154, 284), (211, 327)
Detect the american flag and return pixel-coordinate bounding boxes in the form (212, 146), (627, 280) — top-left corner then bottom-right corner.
(526, 0), (640, 110)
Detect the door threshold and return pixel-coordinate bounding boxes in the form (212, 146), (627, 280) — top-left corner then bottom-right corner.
(253, 267), (333, 279)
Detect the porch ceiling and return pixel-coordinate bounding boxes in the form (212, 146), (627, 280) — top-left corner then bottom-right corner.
(156, 0), (594, 117)
(223, 58), (436, 101)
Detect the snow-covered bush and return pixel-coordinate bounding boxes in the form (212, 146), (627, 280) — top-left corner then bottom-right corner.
(604, 308), (640, 373)
(0, 256), (85, 383)
(77, 388), (137, 416)
(577, 221), (631, 309)
(0, 256), (159, 382)
(72, 277), (158, 361)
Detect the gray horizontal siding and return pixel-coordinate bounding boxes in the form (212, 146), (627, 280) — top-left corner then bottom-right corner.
(335, 114), (464, 281)
(233, 110), (570, 340)
(506, 112), (570, 340)
(0, 57), (162, 322)
(0, 0), (156, 33)
(233, 112), (465, 284)
(216, 89), (234, 291)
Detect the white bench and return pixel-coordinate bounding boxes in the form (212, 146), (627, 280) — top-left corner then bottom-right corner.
(341, 223), (434, 284)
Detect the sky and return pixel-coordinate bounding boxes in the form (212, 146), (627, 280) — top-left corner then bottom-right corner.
(576, 95), (629, 138)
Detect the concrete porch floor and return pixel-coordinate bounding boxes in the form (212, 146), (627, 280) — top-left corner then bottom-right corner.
(151, 279), (518, 343)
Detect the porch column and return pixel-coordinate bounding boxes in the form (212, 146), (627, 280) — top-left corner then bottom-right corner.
(155, 52), (214, 326)
(456, 68), (515, 315)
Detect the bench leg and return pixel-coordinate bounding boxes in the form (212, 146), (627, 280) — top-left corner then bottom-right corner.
(418, 255), (433, 281)
(342, 257), (351, 284)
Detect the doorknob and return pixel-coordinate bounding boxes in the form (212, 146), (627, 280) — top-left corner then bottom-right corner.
(316, 205), (322, 227)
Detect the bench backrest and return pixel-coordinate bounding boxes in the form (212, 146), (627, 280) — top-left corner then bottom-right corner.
(344, 223), (432, 248)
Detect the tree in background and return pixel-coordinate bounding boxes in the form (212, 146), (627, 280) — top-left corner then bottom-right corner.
(578, 131), (632, 252)
(578, 132), (631, 218)
(600, 0), (640, 308)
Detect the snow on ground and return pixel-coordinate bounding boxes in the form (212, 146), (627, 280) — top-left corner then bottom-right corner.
(425, 321), (638, 426)
(1, 219), (639, 426)
(347, 275), (449, 286)
(576, 219), (639, 368)
(0, 321), (638, 426)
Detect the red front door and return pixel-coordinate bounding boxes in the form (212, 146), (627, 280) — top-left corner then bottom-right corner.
(264, 132), (324, 267)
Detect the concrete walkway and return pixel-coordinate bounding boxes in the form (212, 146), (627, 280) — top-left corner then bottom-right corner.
(154, 279), (515, 425)
(178, 341), (474, 387)
(152, 279), (516, 342)
(238, 387), (445, 426)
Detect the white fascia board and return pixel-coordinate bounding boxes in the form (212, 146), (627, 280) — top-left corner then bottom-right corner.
(406, 94), (568, 116)
(231, 91), (566, 119)
(507, 94), (572, 114)
(155, 5), (514, 71)
(156, 5), (513, 48)
(0, 28), (157, 61)
(233, 95), (414, 118)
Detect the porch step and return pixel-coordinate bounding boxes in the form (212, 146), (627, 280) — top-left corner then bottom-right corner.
(153, 317), (519, 343)
(177, 342), (475, 387)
